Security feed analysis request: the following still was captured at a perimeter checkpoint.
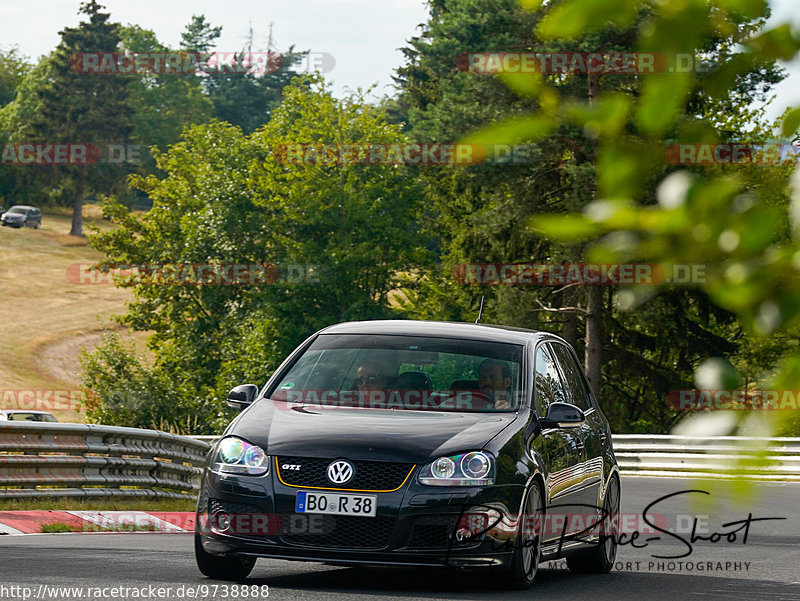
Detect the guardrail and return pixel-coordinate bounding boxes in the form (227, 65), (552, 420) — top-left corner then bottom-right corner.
(612, 434), (800, 481)
(2, 426), (799, 499)
(192, 434), (800, 480)
(0, 423), (211, 499)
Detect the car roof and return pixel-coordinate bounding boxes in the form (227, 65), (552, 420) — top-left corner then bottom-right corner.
(0, 410), (53, 415)
(8, 205), (36, 210)
(319, 319), (547, 345)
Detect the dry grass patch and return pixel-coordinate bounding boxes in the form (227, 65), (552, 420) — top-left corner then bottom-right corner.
(0, 204), (151, 423)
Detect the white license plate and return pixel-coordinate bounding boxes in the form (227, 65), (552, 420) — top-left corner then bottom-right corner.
(295, 491), (377, 517)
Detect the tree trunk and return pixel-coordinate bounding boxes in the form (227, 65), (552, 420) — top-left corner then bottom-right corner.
(585, 285), (602, 399)
(584, 71), (602, 399)
(560, 288), (578, 347)
(70, 183), (84, 237)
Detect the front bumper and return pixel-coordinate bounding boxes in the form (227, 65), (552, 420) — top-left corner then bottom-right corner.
(196, 468), (524, 569)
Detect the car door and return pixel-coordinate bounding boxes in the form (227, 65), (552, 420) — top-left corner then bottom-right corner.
(530, 342), (586, 542)
(549, 342), (605, 512)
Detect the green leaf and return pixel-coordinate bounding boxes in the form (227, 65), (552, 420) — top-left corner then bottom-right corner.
(536, 0), (640, 40)
(711, 0), (768, 19)
(497, 72), (542, 99)
(694, 357), (742, 389)
(635, 73), (693, 136)
(597, 139), (666, 198)
(528, 214), (602, 240)
(702, 53), (757, 99)
(735, 206), (782, 253)
(781, 107), (800, 138)
(461, 115), (556, 147)
(517, 0), (545, 9)
(563, 93), (632, 138)
(747, 25), (800, 61)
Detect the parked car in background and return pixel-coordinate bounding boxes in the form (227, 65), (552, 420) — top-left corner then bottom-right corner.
(0, 410), (58, 422)
(1, 205), (42, 228)
(196, 320), (619, 589)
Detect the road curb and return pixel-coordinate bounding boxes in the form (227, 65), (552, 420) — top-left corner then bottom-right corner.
(0, 510), (195, 534)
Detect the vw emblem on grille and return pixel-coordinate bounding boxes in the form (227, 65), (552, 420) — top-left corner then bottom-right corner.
(327, 459), (354, 484)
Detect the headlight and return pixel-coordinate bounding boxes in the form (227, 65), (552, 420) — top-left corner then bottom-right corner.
(418, 451), (495, 486)
(212, 436), (269, 476)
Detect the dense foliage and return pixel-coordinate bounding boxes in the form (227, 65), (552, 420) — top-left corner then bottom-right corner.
(2, 1), (798, 437)
(82, 76), (428, 432)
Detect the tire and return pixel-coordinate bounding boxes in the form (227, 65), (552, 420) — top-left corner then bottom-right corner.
(34, 221), (40, 229)
(494, 480), (543, 590)
(195, 534), (256, 581)
(566, 473), (620, 573)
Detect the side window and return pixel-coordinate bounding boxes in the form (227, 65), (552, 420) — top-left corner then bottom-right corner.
(550, 343), (592, 411)
(534, 344), (567, 416)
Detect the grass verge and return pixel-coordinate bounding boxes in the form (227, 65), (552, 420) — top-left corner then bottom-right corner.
(0, 497), (196, 512)
(41, 522), (160, 533)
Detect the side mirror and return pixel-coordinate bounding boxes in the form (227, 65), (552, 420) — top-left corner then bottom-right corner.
(227, 384), (259, 410)
(539, 402), (585, 429)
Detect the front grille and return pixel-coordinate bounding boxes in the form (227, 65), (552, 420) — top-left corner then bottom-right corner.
(209, 499), (261, 516)
(276, 456), (414, 491)
(279, 514), (396, 549)
(208, 499), (276, 537)
(407, 515), (457, 548)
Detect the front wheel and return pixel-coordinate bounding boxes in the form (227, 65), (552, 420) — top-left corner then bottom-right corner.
(195, 535), (256, 581)
(494, 480), (543, 589)
(566, 473), (620, 573)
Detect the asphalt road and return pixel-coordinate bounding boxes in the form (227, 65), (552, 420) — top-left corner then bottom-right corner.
(1, 477), (798, 601)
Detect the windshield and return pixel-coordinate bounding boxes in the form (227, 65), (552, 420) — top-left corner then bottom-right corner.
(6, 412), (55, 421)
(269, 334), (524, 412)
(7, 207), (27, 214)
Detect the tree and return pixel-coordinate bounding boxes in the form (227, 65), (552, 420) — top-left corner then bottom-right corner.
(180, 14), (222, 54)
(0, 46), (31, 107)
(394, 0), (787, 431)
(179, 15), (307, 134)
(0, 56), (55, 205)
(31, 0), (134, 236)
(506, 0), (800, 439)
(119, 24), (213, 174)
(83, 74), (429, 432)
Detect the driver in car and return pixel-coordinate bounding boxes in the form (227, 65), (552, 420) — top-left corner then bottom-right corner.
(478, 359), (514, 410)
(354, 360), (393, 407)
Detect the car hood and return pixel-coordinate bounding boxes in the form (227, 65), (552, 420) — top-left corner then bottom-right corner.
(2, 214), (23, 220)
(227, 399), (517, 463)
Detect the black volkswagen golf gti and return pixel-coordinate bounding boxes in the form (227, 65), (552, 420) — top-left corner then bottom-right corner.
(196, 320), (620, 589)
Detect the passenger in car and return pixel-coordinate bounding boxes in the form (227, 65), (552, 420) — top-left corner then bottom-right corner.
(478, 359), (514, 410)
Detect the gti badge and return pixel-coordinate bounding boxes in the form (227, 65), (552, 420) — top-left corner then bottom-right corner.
(327, 459), (354, 484)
